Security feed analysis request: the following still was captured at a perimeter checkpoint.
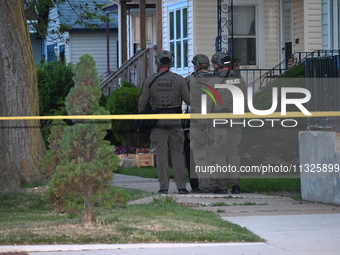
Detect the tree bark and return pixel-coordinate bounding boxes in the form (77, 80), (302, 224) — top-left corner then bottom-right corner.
(0, 0), (46, 194)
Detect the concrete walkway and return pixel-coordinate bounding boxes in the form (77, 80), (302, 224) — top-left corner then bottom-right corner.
(1, 174), (340, 255)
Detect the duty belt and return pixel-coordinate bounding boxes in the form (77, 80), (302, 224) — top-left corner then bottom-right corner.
(154, 106), (182, 114)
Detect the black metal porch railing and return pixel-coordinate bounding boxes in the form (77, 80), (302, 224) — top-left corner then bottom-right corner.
(305, 54), (340, 132)
(240, 50), (340, 94)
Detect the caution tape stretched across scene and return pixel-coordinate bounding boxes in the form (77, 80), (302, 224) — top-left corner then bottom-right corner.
(1, 111), (340, 120)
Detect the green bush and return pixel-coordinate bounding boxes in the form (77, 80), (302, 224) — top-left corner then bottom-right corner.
(37, 61), (74, 147)
(106, 82), (143, 146)
(279, 63), (305, 78)
(37, 61), (74, 116)
(249, 63), (306, 111)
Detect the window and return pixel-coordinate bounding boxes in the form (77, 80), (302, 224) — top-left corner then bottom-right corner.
(47, 44), (57, 62)
(169, 5), (188, 70)
(230, 6), (257, 65)
(47, 44), (64, 62)
(322, 0), (340, 49)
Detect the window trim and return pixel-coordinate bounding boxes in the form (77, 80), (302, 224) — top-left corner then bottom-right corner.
(168, 2), (188, 73)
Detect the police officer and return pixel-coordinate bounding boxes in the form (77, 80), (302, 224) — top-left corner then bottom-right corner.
(185, 54), (214, 193)
(210, 52), (247, 194)
(138, 50), (190, 194)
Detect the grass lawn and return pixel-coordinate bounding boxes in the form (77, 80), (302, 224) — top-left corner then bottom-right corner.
(115, 166), (301, 194)
(0, 187), (263, 245)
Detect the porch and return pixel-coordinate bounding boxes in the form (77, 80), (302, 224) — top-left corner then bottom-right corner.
(99, 49), (340, 95)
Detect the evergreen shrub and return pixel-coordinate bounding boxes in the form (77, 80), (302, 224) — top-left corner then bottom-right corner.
(43, 54), (126, 225)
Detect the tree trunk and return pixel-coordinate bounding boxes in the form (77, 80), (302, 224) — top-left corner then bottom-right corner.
(0, 0), (46, 194)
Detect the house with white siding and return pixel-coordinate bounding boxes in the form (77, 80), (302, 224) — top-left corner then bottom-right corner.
(44, 0), (119, 77)
(100, 0), (340, 93)
(163, 0), (329, 74)
(31, 0), (339, 90)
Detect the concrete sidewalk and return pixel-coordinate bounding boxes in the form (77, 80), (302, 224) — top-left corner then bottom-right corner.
(1, 174), (340, 255)
(223, 214), (340, 255)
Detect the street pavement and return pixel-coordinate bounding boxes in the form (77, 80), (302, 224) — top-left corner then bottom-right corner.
(1, 174), (340, 255)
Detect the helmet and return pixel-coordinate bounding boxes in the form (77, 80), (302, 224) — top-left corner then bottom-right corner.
(191, 54), (210, 69)
(211, 52), (231, 67)
(155, 50), (173, 65)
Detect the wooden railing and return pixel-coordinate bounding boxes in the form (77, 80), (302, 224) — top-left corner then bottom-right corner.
(100, 45), (157, 94)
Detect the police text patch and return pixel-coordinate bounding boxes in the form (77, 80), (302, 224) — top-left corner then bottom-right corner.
(157, 82), (174, 89)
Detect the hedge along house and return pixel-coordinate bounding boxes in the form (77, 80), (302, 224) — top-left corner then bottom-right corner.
(44, 0), (119, 78)
(100, 0), (340, 94)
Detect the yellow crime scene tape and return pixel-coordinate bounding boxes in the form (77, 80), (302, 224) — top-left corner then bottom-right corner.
(0, 111), (340, 120)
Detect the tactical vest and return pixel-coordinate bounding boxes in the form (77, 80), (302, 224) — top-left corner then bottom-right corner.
(150, 72), (182, 111)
